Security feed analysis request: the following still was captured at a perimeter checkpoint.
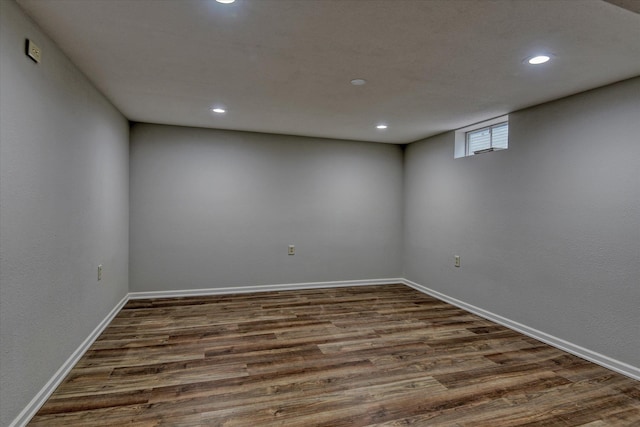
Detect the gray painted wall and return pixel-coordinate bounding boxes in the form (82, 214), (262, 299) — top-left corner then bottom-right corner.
(404, 77), (640, 368)
(0, 1), (129, 425)
(129, 124), (404, 292)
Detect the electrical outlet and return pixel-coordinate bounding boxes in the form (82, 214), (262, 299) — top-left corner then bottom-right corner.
(454, 255), (460, 267)
(288, 245), (295, 255)
(26, 39), (42, 63)
(97, 265), (103, 281)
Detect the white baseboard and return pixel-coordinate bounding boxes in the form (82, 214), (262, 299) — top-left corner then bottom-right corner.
(8, 294), (130, 427)
(128, 278), (404, 299)
(401, 278), (640, 381)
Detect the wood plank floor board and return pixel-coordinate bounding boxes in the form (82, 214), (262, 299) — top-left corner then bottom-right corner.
(28, 284), (640, 426)
(139, 366), (446, 423)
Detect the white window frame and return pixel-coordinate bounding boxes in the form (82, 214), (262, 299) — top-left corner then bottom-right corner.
(454, 115), (508, 159)
(465, 122), (508, 156)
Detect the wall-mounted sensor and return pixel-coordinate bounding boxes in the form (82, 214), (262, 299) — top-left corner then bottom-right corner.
(26, 39), (42, 63)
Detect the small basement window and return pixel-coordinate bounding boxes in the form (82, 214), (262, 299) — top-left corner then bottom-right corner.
(466, 122), (508, 155)
(454, 115), (508, 158)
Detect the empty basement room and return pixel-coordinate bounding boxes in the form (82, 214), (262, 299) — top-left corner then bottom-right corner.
(1, 0), (639, 426)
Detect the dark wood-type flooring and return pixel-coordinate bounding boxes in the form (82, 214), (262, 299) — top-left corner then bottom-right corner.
(29, 284), (640, 426)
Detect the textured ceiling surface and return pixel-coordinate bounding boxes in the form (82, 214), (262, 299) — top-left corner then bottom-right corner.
(17, 0), (640, 143)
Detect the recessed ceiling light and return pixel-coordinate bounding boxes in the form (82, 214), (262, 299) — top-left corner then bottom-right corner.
(216, 0), (235, 3)
(376, 124), (388, 130)
(350, 78), (367, 86)
(528, 55), (551, 65)
(211, 108), (226, 114)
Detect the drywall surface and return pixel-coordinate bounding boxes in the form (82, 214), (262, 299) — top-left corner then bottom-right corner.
(404, 77), (640, 368)
(130, 124), (403, 291)
(0, 1), (129, 425)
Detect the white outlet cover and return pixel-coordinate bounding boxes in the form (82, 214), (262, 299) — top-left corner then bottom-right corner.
(27, 39), (42, 63)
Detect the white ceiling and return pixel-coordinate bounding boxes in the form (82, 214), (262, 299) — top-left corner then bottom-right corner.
(16, 0), (640, 144)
